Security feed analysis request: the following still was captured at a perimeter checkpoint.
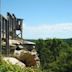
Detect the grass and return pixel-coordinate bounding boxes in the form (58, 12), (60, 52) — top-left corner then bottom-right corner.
(0, 54), (42, 72)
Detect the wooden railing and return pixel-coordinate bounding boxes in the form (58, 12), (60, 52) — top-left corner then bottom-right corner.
(0, 12), (23, 56)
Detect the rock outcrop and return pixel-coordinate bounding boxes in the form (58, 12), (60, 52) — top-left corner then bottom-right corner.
(14, 49), (40, 67)
(3, 57), (26, 68)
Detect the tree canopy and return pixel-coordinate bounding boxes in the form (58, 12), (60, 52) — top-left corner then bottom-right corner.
(34, 38), (72, 72)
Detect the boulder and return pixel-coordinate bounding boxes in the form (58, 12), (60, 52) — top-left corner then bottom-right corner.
(3, 57), (25, 68)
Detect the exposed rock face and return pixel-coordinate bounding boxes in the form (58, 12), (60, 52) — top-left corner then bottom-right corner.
(14, 49), (40, 67)
(31, 49), (40, 68)
(3, 57), (26, 68)
(2, 38), (40, 67)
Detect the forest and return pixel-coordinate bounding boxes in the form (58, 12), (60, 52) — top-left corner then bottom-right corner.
(33, 38), (72, 72)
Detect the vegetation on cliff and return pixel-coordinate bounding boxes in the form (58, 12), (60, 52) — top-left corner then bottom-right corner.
(0, 55), (42, 72)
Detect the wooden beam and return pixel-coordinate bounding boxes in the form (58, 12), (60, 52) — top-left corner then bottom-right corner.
(5, 13), (10, 56)
(0, 0), (1, 53)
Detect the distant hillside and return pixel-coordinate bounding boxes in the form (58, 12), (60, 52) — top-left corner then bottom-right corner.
(25, 38), (72, 46)
(63, 38), (72, 46)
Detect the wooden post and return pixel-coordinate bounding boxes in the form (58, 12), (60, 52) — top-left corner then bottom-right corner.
(16, 19), (23, 39)
(12, 14), (16, 39)
(21, 19), (23, 38)
(2, 17), (5, 38)
(0, 15), (2, 54)
(5, 13), (10, 56)
(0, 0), (1, 54)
